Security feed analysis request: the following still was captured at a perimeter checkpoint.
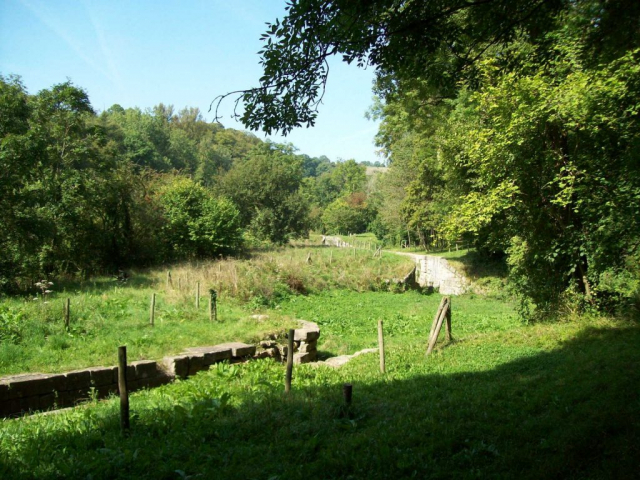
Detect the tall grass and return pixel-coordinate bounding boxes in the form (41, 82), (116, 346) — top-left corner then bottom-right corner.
(0, 245), (414, 375)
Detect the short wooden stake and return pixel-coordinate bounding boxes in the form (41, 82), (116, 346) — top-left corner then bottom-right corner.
(378, 319), (386, 374)
(195, 281), (200, 309)
(149, 293), (156, 326)
(118, 346), (130, 433)
(285, 328), (294, 394)
(353, 247), (356, 257)
(64, 298), (70, 331)
(166, 271), (172, 288)
(178, 277), (182, 290)
(343, 383), (353, 406)
(306, 252), (312, 264)
(209, 289), (217, 322)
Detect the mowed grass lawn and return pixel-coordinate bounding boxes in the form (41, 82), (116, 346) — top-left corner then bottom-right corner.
(1, 286), (638, 479)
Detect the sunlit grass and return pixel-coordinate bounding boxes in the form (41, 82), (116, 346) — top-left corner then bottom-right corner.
(0, 244), (414, 375)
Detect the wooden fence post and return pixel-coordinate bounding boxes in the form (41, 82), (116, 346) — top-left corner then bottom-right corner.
(445, 298), (452, 342)
(195, 281), (200, 309)
(166, 271), (172, 288)
(209, 289), (217, 322)
(64, 298), (70, 331)
(378, 319), (386, 374)
(118, 346), (130, 433)
(149, 293), (156, 326)
(429, 297), (448, 342)
(343, 383), (353, 406)
(285, 329), (294, 394)
(427, 296), (451, 355)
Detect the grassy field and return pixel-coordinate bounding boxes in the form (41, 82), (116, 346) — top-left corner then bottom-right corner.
(0, 245), (414, 376)
(0, 289), (637, 479)
(1, 243), (638, 478)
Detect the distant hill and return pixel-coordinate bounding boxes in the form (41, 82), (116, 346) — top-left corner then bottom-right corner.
(365, 166), (388, 176)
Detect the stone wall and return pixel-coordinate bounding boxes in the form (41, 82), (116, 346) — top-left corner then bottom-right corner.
(415, 256), (469, 295)
(1, 321), (320, 418)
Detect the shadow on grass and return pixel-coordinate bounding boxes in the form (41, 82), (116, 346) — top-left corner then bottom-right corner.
(2, 324), (638, 479)
(58, 275), (156, 295)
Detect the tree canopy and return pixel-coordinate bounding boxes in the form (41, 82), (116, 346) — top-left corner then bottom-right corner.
(238, 0), (640, 317)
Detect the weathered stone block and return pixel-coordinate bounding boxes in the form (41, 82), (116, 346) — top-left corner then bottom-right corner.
(95, 384), (118, 399)
(184, 345), (232, 365)
(5, 374), (58, 399)
(294, 329), (320, 342)
(0, 383), (9, 402)
(144, 375), (172, 389)
(216, 342), (256, 358)
(188, 353), (206, 375)
(299, 341), (317, 354)
(63, 370), (91, 391)
(293, 351), (316, 364)
(87, 366), (117, 387)
(131, 360), (159, 380)
(252, 349), (272, 360)
(38, 393), (56, 410)
(162, 355), (189, 379)
(0, 398), (21, 417)
(58, 389), (89, 408)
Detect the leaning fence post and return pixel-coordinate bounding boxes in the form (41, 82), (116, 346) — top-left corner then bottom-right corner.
(429, 297), (447, 342)
(118, 346), (130, 433)
(285, 328), (294, 394)
(378, 319), (386, 374)
(427, 296), (450, 355)
(445, 298), (452, 342)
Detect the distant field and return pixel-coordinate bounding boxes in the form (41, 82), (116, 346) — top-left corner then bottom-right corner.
(0, 244), (413, 376)
(365, 166), (388, 175)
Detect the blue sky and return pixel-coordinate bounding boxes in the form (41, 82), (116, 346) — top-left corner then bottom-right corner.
(0, 0), (382, 162)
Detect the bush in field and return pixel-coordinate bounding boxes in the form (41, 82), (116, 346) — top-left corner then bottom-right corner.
(159, 178), (242, 258)
(322, 193), (374, 234)
(217, 142), (310, 244)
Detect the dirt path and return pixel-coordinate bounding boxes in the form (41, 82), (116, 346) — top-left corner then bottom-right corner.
(321, 235), (469, 295)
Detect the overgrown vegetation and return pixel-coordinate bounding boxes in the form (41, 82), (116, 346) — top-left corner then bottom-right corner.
(0, 245), (413, 375)
(1, 291), (637, 479)
(237, 0), (640, 319)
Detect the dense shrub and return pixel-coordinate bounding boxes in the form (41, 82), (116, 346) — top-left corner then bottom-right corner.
(159, 178), (242, 259)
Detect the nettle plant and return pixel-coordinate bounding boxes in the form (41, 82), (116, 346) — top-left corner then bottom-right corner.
(34, 280), (54, 302)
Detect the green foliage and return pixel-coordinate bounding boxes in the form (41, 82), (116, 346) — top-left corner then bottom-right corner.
(0, 76), (329, 292)
(2, 292), (638, 479)
(217, 142), (310, 244)
(159, 177), (242, 259)
(322, 194), (373, 235)
(0, 246), (414, 375)
(0, 304), (24, 344)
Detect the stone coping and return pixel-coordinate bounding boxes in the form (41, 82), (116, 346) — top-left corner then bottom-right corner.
(1, 320), (320, 418)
